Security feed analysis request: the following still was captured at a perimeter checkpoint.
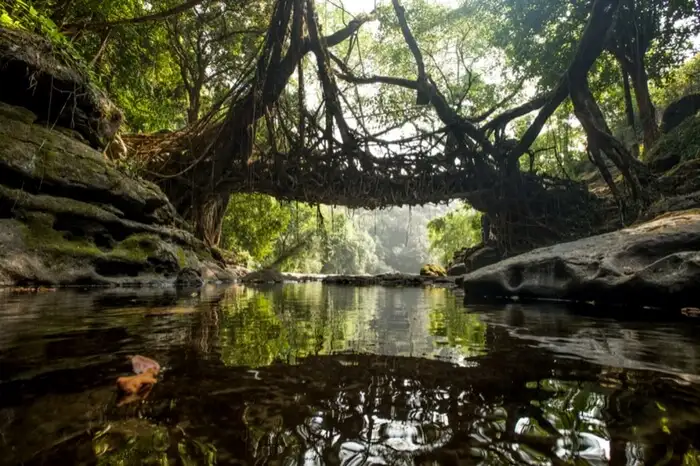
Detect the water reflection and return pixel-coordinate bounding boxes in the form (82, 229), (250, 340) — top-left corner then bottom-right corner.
(213, 284), (486, 367)
(1, 286), (700, 465)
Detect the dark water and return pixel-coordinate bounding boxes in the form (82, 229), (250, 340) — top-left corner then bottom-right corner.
(2, 285), (700, 465)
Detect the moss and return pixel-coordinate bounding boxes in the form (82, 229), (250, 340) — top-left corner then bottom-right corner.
(19, 214), (166, 267)
(661, 157), (700, 180)
(20, 212), (102, 258)
(0, 183), (118, 224)
(420, 264), (447, 277)
(109, 233), (161, 263)
(175, 247), (187, 268)
(194, 243), (213, 262)
(646, 112), (700, 168)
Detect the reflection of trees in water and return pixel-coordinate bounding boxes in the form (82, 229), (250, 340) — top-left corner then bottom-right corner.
(4, 285), (700, 465)
(243, 370), (456, 466)
(214, 284), (381, 367)
(206, 285), (487, 369)
(232, 349), (700, 466)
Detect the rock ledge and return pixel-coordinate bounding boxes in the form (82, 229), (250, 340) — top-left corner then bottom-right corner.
(461, 209), (700, 308)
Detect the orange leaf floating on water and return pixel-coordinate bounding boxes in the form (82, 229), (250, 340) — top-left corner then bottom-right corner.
(130, 355), (161, 375)
(116, 370), (158, 396)
(115, 355), (161, 404)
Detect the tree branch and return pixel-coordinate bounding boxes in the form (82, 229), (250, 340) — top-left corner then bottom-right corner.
(390, 0), (494, 156)
(62, 0), (215, 34)
(468, 80), (525, 124)
(482, 92), (550, 132)
(506, 0), (621, 162)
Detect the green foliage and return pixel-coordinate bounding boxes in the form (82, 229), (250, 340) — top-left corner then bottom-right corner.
(1, 1), (93, 79)
(656, 53), (700, 107)
(221, 194), (291, 263)
(350, 206), (447, 273)
(427, 204), (481, 265)
(319, 213), (380, 274)
(220, 194), (386, 274)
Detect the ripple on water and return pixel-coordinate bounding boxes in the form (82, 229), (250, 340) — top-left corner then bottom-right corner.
(1, 284), (700, 465)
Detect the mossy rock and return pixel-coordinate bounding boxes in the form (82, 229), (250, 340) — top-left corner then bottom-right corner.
(646, 111), (700, 172)
(0, 101), (177, 226)
(661, 93), (700, 134)
(419, 264), (447, 277)
(0, 99), (230, 286)
(0, 211), (184, 285)
(0, 27), (122, 150)
(20, 212), (102, 259)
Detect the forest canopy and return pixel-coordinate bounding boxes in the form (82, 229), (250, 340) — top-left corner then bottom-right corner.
(1, 0), (698, 271)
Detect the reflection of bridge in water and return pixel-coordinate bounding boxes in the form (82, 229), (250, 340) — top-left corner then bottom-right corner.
(183, 287), (700, 466)
(3, 288), (700, 465)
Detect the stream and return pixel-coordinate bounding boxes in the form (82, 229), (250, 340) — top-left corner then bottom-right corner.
(1, 284), (700, 465)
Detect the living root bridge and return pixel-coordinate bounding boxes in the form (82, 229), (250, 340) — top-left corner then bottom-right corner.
(122, 0), (636, 251)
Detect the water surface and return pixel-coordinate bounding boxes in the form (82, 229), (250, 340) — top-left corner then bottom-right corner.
(1, 284), (700, 465)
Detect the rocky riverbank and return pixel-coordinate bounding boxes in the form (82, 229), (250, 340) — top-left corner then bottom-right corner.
(0, 100), (236, 286)
(0, 28), (240, 287)
(238, 269), (456, 287)
(461, 209), (700, 308)
(453, 101), (700, 307)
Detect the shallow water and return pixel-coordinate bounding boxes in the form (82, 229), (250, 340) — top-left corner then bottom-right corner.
(1, 284), (700, 465)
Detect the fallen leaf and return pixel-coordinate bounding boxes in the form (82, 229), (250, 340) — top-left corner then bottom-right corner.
(117, 369), (158, 396)
(130, 355), (161, 375)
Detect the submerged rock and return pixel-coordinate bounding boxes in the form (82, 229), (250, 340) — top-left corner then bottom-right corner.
(461, 209), (700, 308)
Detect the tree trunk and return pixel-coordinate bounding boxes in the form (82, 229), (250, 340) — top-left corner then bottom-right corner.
(187, 91), (200, 124)
(626, 60), (659, 152)
(621, 67), (639, 158)
(184, 193), (230, 247)
(570, 77), (649, 209)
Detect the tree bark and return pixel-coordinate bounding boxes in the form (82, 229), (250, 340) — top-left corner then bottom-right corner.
(570, 77), (647, 207)
(626, 60), (659, 152)
(186, 192), (230, 247)
(159, 2), (372, 246)
(187, 86), (202, 124)
(621, 67), (639, 158)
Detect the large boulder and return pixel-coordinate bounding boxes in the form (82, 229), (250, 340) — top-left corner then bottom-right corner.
(661, 93), (700, 134)
(447, 262), (467, 276)
(0, 102), (231, 286)
(175, 267), (204, 289)
(462, 209), (700, 308)
(0, 27), (122, 150)
(646, 110), (700, 172)
(467, 246), (502, 271)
